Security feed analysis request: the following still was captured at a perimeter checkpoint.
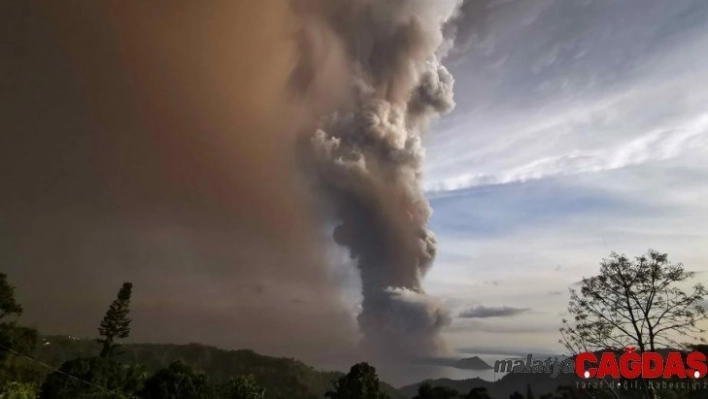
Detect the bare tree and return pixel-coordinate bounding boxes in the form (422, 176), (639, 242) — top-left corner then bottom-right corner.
(559, 250), (707, 399)
(560, 250), (707, 354)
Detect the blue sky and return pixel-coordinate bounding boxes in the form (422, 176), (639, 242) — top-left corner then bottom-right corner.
(421, 0), (708, 356)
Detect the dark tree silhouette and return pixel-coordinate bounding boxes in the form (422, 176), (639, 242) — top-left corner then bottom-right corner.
(325, 363), (390, 399)
(0, 273), (39, 396)
(0, 273), (23, 323)
(560, 250), (707, 354)
(139, 361), (211, 399)
(509, 392), (523, 399)
(413, 382), (459, 399)
(465, 387), (492, 399)
(97, 282), (133, 358)
(1, 272), (27, 362)
(560, 250), (707, 399)
(39, 357), (144, 399)
(0, 273), (38, 380)
(220, 375), (266, 399)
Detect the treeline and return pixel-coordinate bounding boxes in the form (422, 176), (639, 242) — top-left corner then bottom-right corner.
(0, 274), (553, 399)
(2, 249), (707, 399)
(34, 338), (351, 399)
(0, 276), (403, 399)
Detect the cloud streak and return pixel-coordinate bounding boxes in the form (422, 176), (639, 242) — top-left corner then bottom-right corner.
(458, 305), (531, 319)
(426, 110), (708, 193)
(425, 0), (708, 194)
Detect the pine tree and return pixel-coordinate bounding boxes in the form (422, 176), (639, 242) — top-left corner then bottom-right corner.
(97, 282), (133, 358)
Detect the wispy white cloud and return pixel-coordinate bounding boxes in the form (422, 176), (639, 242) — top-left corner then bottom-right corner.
(426, 0), (708, 193)
(427, 113), (708, 192)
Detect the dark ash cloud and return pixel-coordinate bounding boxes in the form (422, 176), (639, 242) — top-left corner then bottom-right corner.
(0, 0), (466, 376)
(0, 0), (359, 366)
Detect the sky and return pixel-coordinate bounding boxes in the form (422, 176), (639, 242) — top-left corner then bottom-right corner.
(419, 0), (708, 357)
(2, 0), (708, 386)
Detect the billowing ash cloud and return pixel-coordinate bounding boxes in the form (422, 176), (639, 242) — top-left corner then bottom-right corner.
(1, 0), (464, 375)
(305, 0), (462, 360)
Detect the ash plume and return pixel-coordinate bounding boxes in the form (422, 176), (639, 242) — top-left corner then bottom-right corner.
(1, 0), (463, 374)
(0, 0), (359, 364)
(307, 0), (461, 360)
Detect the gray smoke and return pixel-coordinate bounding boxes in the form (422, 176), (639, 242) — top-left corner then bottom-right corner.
(306, 0), (461, 360)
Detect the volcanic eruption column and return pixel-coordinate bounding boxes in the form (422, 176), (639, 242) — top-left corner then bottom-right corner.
(309, 0), (461, 359)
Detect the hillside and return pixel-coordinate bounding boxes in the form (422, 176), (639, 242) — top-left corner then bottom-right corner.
(35, 336), (404, 399)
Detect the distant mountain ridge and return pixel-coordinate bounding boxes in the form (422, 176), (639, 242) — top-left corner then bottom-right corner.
(419, 355), (493, 370)
(453, 356), (493, 370)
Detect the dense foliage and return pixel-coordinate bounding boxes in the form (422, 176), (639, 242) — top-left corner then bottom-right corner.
(413, 383), (459, 399)
(139, 361), (211, 399)
(38, 357), (144, 399)
(30, 337), (403, 399)
(326, 363), (390, 399)
(219, 375), (266, 399)
(1, 273), (40, 397)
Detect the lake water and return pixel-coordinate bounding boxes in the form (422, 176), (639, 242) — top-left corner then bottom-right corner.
(376, 354), (511, 387)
